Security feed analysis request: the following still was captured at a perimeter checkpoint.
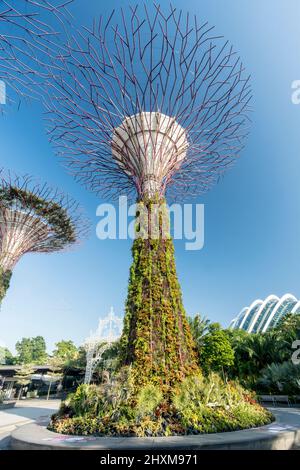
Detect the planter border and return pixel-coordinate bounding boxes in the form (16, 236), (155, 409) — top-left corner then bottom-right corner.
(11, 410), (300, 450)
(0, 401), (16, 410)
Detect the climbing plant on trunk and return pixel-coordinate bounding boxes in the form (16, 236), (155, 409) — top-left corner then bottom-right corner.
(120, 199), (199, 390)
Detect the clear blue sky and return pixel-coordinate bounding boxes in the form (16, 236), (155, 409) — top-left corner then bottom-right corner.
(1, 0), (300, 354)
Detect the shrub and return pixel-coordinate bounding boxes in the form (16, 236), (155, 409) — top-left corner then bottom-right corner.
(257, 361), (300, 395)
(199, 330), (235, 373)
(172, 373), (241, 412)
(49, 415), (104, 435)
(65, 384), (103, 417)
(136, 384), (163, 416)
(49, 370), (273, 437)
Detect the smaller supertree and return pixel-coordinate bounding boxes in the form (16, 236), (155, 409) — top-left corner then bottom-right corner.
(0, 171), (88, 303)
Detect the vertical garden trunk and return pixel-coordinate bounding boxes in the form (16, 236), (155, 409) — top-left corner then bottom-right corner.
(120, 198), (199, 389)
(0, 268), (12, 303)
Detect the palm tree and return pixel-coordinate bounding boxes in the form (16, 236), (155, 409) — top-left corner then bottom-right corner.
(188, 314), (211, 350)
(244, 332), (284, 372)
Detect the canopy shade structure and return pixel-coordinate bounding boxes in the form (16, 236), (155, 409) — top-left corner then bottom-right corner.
(0, 171), (89, 303)
(42, 2), (252, 201)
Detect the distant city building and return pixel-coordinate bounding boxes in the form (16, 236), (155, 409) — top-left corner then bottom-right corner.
(229, 294), (300, 333)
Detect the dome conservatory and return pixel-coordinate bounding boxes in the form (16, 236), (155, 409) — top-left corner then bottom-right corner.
(229, 294), (300, 333)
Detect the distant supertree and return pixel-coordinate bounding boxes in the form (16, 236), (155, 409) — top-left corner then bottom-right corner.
(0, 0), (72, 104)
(0, 171), (88, 303)
(43, 4), (252, 388)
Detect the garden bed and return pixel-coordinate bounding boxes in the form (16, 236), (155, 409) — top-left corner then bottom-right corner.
(48, 372), (274, 438)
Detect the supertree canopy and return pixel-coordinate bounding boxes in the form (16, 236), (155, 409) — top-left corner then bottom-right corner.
(42, 3), (252, 388)
(0, 0), (72, 105)
(0, 171), (88, 303)
(43, 3), (251, 201)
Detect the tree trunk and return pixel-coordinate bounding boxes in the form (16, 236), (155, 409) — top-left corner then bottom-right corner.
(17, 386), (23, 401)
(47, 380), (52, 400)
(120, 198), (199, 390)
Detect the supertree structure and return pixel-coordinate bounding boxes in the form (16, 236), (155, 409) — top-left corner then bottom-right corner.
(0, 0), (72, 105)
(0, 171), (88, 303)
(43, 4), (252, 388)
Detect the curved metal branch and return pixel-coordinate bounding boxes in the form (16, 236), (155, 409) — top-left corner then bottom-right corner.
(0, 0), (73, 105)
(41, 3), (252, 201)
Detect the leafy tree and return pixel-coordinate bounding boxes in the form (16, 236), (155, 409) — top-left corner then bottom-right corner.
(208, 322), (222, 333)
(272, 313), (300, 361)
(275, 313), (300, 338)
(15, 364), (36, 399)
(15, 336), (47, 364)
(0, 346), (14, 365)
(31, 336), (47, 363)
(16, 338), (32, 364)
(251, 332), (286, 368)
(53, 340), (78, 362)
(226, 330), (281, 384)
(200, 329), (234, 373)
(67, 346), (87, 370)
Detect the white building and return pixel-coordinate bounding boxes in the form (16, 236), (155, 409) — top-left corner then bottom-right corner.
(229, 293), (300, 333)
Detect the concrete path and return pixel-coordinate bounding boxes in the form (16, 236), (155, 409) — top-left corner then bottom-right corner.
(0, 399), (60, 450)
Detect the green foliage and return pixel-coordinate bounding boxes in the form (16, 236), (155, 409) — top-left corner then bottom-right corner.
(48, 356), (64, 375)
(67, 346), (87, 370)
(136, 384), (163, 416)
(50, 415), (104, 436)
(31, 336), (48, 363)
(272, 313), (300, 361)
(188, 312), (300, 394)
(0, 268), (12, 303)
(53, 340), (78, 363)
(0, 346), (14, 365)
(0, 185), (76, 245)
(94, 341), (120, 378)
(171, 373), (272, 433)
(65, 384), (104, 417)
(172, 373), (234, 412)
(275, 313), (300, 340)
(120, 197), (199, 389)
(16, 338), (34, 364)
(15, 364), (36, 386)
(49, 372), (273, 437)
(257, 361), (300, 395)
(199, 330), (234, 373)
(16, 336), (47, 364)
(188, 314), (211, 351)
(224, 314), (300, 390)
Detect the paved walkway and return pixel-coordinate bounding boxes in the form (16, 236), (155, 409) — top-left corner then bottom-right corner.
(0, 399), (60, 450)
